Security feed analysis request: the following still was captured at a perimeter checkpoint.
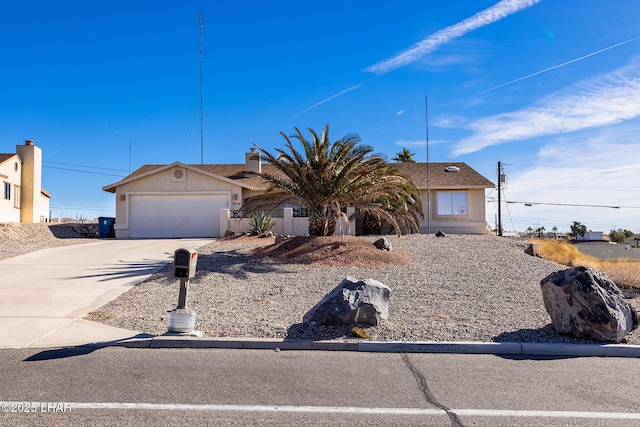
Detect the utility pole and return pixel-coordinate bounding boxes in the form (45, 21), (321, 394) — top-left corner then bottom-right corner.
(199, 11), (204, 164)
(497, 161), (503, 236)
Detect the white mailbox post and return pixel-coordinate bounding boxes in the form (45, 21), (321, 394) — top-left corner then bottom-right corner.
(167, 248), (200, 334)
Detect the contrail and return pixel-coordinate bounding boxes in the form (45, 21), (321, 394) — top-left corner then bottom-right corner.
(289, 84), (362, 120)
(479, 36), (640, 94)
(365, 0), (542, 74)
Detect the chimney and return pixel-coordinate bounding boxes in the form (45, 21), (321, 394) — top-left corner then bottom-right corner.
(245, 147), (261, 174)
(16, 140), (43, 223)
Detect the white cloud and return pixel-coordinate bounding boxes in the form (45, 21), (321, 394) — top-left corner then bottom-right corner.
(454, 59), (640, 156)
(433, 114), (467, 128)
(395, 139), (425, 147)
(396, 110), (405, 116)
(495, 124), (640, 232)
(289, 84), (362, 119)
(364, 0), (542, 74)
(479, 36), (640, 94)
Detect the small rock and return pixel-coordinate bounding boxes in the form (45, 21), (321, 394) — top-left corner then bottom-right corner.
(373, 237), (392, 251)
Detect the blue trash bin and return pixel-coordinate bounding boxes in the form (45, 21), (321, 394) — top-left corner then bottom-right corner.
(98, 217), (116, 238)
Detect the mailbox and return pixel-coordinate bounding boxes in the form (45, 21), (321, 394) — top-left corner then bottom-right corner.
(174, 248), (198, 279)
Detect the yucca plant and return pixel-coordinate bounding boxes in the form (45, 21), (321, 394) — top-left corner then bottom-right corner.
(248, 211), (276, 235)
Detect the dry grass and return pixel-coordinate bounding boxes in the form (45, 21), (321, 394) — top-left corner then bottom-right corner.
(534, 239), (640, 289)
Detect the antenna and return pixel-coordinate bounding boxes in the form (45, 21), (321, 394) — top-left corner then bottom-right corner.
(425, 96), (430, 235)
(128, 140), (132, 174)
(199, 11), (204, 164)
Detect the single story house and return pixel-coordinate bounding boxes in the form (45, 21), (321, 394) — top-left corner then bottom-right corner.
(0, 140), (51, 223)
(102, 149), (494, 238)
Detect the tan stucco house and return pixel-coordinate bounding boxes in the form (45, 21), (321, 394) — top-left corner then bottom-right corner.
(102, 149), (494, 238)
(0, 140), (51, 223)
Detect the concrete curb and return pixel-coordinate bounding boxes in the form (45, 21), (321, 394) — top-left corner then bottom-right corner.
(96, 336), (640, 358)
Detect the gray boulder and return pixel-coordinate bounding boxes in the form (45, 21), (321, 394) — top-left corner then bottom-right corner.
(303, 277), (391, 326)
(540, 267), (638, 343)
(373, 237), (392, 251)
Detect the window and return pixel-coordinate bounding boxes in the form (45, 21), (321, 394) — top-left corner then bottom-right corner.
(3, 182), (10, 200)
(437, 191), (467, 216)
(14, 185), (20, 208)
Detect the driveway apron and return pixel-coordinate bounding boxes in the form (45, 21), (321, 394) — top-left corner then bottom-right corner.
(0, 238), (213, 348)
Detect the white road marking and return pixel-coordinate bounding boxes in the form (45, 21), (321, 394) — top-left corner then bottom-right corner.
(3, 401), (639, 419)
(453, 409), (640, 420)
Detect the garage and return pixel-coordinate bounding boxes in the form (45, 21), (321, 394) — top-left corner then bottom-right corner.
(128, 194), (227, 238)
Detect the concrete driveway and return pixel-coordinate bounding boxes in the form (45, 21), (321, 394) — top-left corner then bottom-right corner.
(0, 238), (213, 349)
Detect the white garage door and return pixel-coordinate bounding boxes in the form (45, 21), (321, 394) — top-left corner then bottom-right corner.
(129, 194), (226, 238)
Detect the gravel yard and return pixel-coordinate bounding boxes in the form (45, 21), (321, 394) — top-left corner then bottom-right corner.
(2, 223), (638, 344)
(86, 234), (640, 345)
(0, 222), (97, 260)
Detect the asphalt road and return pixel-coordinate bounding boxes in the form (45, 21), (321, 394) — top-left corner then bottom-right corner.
(1, 347), (639, 426)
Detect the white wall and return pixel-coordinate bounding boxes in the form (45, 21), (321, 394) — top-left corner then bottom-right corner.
(0, 155), (21, 223)
(220, 207), (356, 237)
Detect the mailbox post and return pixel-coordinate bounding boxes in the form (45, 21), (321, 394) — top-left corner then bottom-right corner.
(174, 248), (197, 309)
(168, 248), (199, 334)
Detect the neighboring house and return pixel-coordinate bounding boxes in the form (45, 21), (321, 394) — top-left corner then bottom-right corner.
(102, 149), (494, 238)
(0, 140), (51, 223)
(577, 231), (605, 241)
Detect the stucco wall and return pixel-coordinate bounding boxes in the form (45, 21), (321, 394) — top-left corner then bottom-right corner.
(0, 156), (21, 223)
(421, 188), (488, 234)
(16, 143), (42, 223)
(113, 166), (242, 238)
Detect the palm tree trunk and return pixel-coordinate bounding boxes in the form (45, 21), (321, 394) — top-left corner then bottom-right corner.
(308, 210), (337, 236)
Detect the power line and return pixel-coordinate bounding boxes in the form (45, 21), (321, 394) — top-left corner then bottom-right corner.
(43, 165), (126, 178)
(50, 205), (115, 212)
(503, 162), (640, 172)
(43, 161), (128, 173)
(508, 182), (640, 193)
(505, 200), (640, 209)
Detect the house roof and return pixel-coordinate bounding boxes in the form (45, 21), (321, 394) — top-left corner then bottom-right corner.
(0, 153), (18, 164)
(103, 161), (493, 193)
(393, 162), (494, 189)
(102, 162), (281, 193)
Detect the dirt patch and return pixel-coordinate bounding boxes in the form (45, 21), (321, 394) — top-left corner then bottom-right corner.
(250, 235), (412, 267)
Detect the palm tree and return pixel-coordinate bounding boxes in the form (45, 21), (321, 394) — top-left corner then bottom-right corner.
(392, 148), (416, 163)
(244, 124), (422, 236)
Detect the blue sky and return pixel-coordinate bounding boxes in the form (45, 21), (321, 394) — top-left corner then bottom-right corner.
(1, 0), (639, 233)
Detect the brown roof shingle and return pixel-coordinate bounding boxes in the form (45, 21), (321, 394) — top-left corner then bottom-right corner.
(114, 161), (493, 191)
(0, 153), (17, 164)
(393, 162), (494, 189)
